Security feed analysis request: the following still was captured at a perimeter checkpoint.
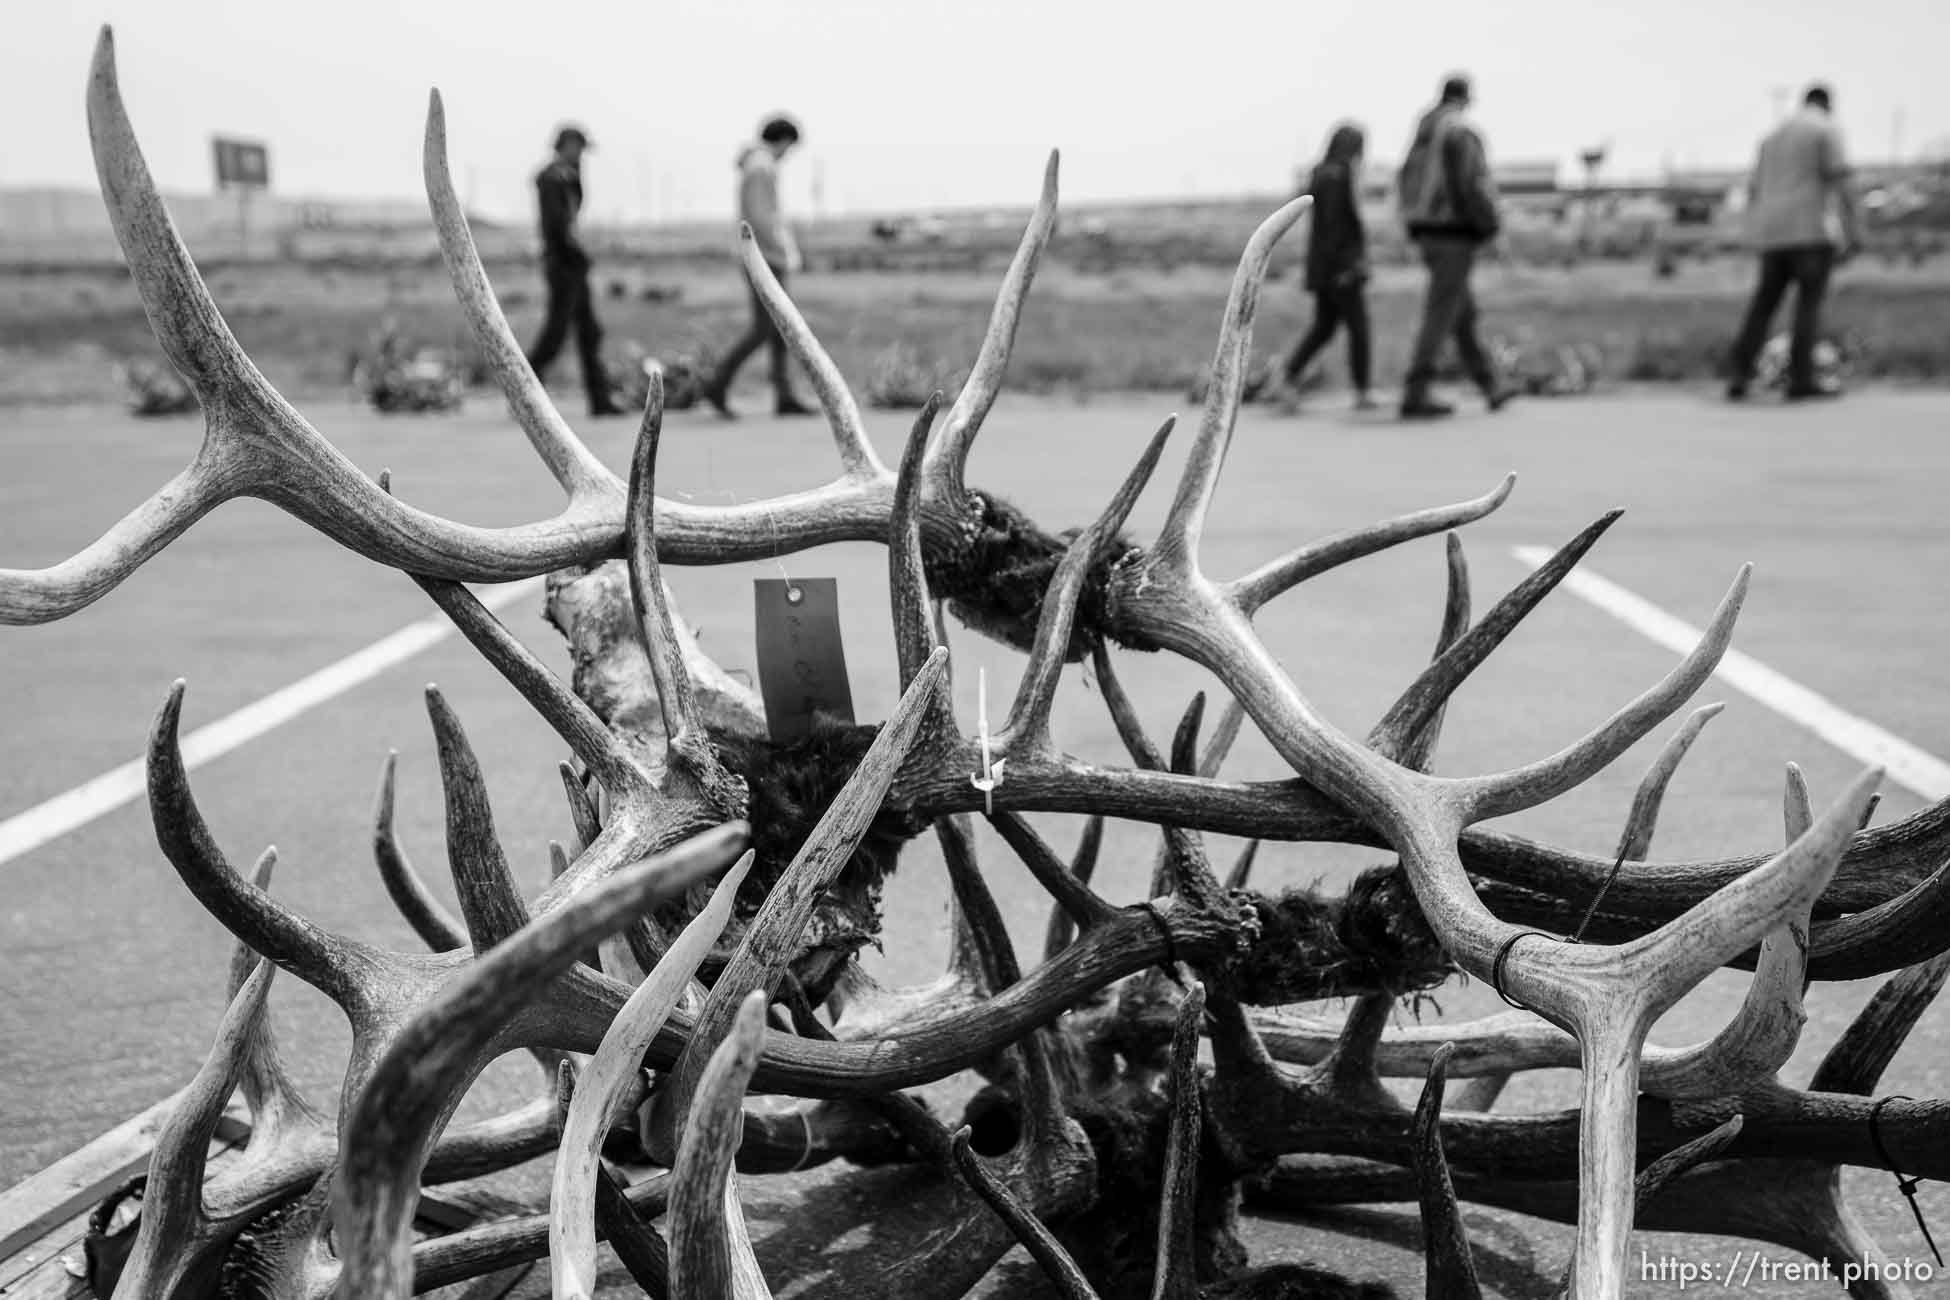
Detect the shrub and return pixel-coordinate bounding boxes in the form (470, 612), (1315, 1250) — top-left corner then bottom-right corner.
(863, 343), (967, 410)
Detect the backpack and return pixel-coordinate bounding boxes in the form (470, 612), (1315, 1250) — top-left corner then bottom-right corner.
(1396, 107), (1446, 226)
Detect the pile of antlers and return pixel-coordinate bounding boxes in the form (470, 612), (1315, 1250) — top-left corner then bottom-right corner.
(8, 26), (1950, 1300)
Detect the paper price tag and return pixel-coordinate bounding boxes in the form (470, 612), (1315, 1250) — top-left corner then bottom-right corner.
(754, 578), (856, 742)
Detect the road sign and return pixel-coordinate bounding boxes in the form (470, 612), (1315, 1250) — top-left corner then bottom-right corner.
(212, 137), (270, 190)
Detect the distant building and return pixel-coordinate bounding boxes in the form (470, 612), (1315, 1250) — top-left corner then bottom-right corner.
(1495, 160), (1561, 195)
(0, 187), (460, 264)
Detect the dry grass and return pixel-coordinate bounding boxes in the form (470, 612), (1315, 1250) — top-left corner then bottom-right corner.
(4, 247), (1949, 406)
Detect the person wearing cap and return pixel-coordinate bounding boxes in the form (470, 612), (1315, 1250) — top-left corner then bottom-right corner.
(1725, 84), (1862, 401)
(701, 115), (815, 418)
(1396, 74), (1517, 420)
(525, 124), (623, 417)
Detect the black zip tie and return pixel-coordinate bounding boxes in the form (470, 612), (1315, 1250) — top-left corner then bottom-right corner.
(1871, 1094), (1944, 1267)
(1492, 931), (1558, 1010)
(1569, 847), (1630, 945)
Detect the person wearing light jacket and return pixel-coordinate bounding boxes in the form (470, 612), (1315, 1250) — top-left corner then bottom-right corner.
(701, 116), (814, 418)
(1396, 75), (1516, 420)
(1724, 84), (1861, 401)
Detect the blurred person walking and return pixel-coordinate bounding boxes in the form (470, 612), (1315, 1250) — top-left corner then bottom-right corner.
(702, 115), (815, 418)
(1725, 84), (1862, 401)
(1396, 75), (1516, 420)
(1268, 124), (1376, 412)
(525, 125), (623, 417)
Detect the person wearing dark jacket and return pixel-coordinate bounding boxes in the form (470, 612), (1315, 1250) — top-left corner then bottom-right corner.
(1396, 75), (1516, 420)
(525, 125), (622, 417)
(1270, 124), (1375, 410)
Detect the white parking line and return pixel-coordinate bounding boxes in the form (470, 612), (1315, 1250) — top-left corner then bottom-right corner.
(1511, 547), (1950, 800)
(0, 579), (546, 869)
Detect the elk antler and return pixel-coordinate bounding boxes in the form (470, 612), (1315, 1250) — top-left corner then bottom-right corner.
(334, 826), (742, 1296)
(552, 850), (753, 1299)
(26, 31), (1950, 1300)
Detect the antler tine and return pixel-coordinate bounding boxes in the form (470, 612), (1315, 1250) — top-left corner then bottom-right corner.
(1041, 815), (1109, 959)
(659, 649), (948, 1146)
(1152, 194), (1311, 572)
(1616, 703), (1724, 863)
(1399, 532), (1472, 773)
(1003, 417), (1174, 755)
(927, 150), (1062, 500)
(1315, 993), (1400, 1105)
(938, 815), (1012, 995)
(0, 29), (249, 625)
(423, 87), (620, 500)
(226, 847), (324, 1143)
(1799, 857), (1950, 980)
(1613, 767), (1873, 1021)
(625, 375), (707, 752)
(1368, 512), (1621, 764)
(1633, 1115), (1744, 1211)
(739, 229), (884, 479)
(1548, 1118), (1748, 1299)
(668, 989), (774, 1300)
(1093, 647), (1228, 909)
(948, 1128), (1102, 1300)
(1553, 700), (1723, 952)
(1411, 1043), (1484, 1300)
(427, 686), (535, 953)
(1149, 693), (1212, 897)
(413, 577), (652, 806)
(547, 837), (619, 975)
(1093, 641), (1167, 772)
(226, 848), (281, 1000)
(1531, 1121), (1731, 1300)
(1448, 563), (1751, 823)
(151, 682), (374, 1002)
(1812, 949), (1950, 1095)
(994, 812), (1121, 937)
(1228, 475), (1515, 617)
(593, 1164), (674, 1299)
(1784, 760), (1815, 838)
(1635, 762), (1822, 1100)
(1073, 814), (1106, 884)
(115, 957), (276, 1300)
(88, 26), (254, 398)
(558, 760), (603, 849)
(0, 31), (630, 627)
(890, 394), (961, 735)
(1224, 839), (1260, 891)
(1170, 693), (1206, 777)
(334, 823), (747, 1298)
(553, 851), (754, 1300)
(372, 752), (467, 951)
(1631, 768), (1818, 1101)
(1152, 982), (1207, 1300)
(938, 813), (1075, 1143)
(1197, 695), (1247, 778)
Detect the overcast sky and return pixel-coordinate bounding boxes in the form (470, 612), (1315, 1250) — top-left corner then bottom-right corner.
(4, 1), (1945, 224)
